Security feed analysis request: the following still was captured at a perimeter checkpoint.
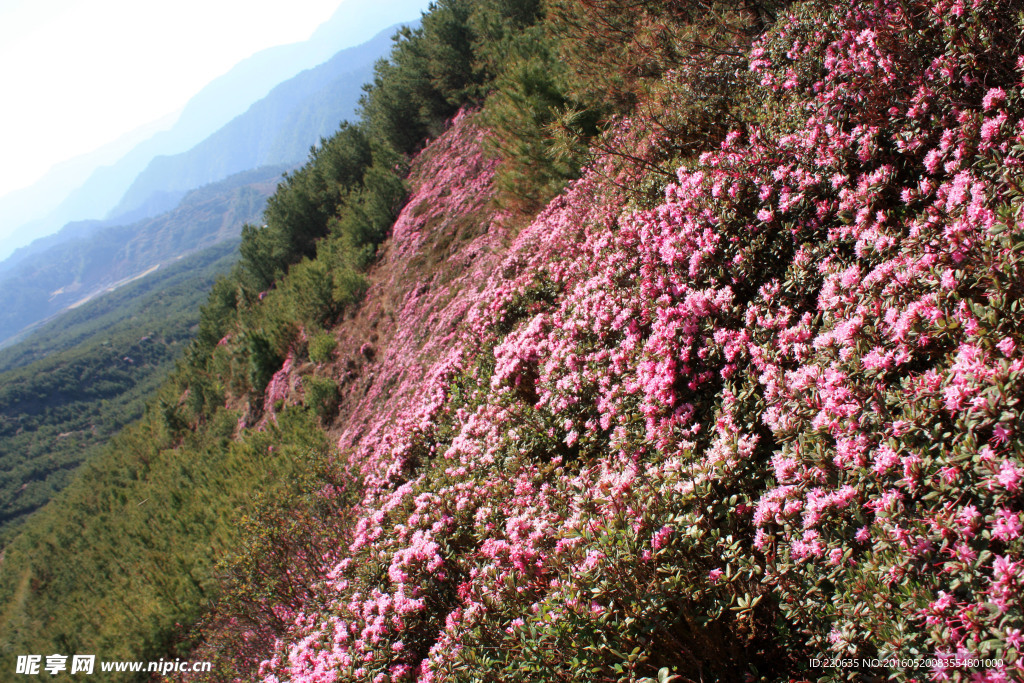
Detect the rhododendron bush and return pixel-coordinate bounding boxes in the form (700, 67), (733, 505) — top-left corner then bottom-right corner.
(258, 1), (1024, 681)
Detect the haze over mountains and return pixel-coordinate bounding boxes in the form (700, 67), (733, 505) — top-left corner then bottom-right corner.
(0, 8), (424, 346)
(108, 26), (394, 223)
(0, 0), (429, 262)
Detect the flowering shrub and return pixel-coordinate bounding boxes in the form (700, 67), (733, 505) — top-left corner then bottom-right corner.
(255, 1), (1024, 681)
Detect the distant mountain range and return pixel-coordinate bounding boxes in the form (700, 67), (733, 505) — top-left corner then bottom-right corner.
(0, 9), (423, 346)
(108, 25), (397, 222)
(0, 166), (288, 346)
(0, 0), (430, 261)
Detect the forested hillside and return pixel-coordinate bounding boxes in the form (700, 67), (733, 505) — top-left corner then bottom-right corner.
(0, 241), (238, 541)
(1, 1), (1022, 682)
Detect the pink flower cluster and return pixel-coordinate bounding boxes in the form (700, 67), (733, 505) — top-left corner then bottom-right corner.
(256, 1), (1024, 680)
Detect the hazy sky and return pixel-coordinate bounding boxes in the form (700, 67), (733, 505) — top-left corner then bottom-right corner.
(0, 0), (371, 198)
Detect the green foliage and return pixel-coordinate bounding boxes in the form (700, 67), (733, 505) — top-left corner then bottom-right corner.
(184, 442), (363, 683)
(358, 0), (548, 156)
(481, 35), (599, 213)
(0, 406), (330, 682)
(302, 375), (341, 423)
(547, 0), (789, 110)
(466, 0), (545, 73)
(326, 142), (408, 262)
(224, 132), (405, 376)
(359, 5), (476, 156)
(307, 331), (338, 365)
(237, 124), (373, 292)
(244, 330), (284, 397)
(285, 258), (358, 330)
(194, 275), (241, 352)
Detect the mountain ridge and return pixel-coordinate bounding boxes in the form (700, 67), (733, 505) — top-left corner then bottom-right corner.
(0, 0), (430, 261)
(0, 19), (418, 345)
(0, 164), (289, 346)
(107, 23), (405, 222)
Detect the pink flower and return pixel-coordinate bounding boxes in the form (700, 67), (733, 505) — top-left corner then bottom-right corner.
(924, 149), (943, 174)
(992, 423), (1013, 444)
(708, 568), (724, 584)
(651, 525), (673, 550)
(992, 555), (1020, 584)
(1006, 628), (1024, 649)
(982, 87), (1007, 111)
(994, 461), (1023, 492)
(992, 508), (1022, 541)
(981, 112), (1008, 142)
(958, 505), (980, 537)
(872, 445), (900, 474)
(930, 591), (954, 612)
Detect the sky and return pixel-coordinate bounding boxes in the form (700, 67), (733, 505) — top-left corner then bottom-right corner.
(0, 0), (358, 199)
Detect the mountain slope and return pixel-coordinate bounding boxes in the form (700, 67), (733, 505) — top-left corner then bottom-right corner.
(0, 241), (239, 541)
(0, 1), (1022, 682)
(0, 165), (286, 346)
